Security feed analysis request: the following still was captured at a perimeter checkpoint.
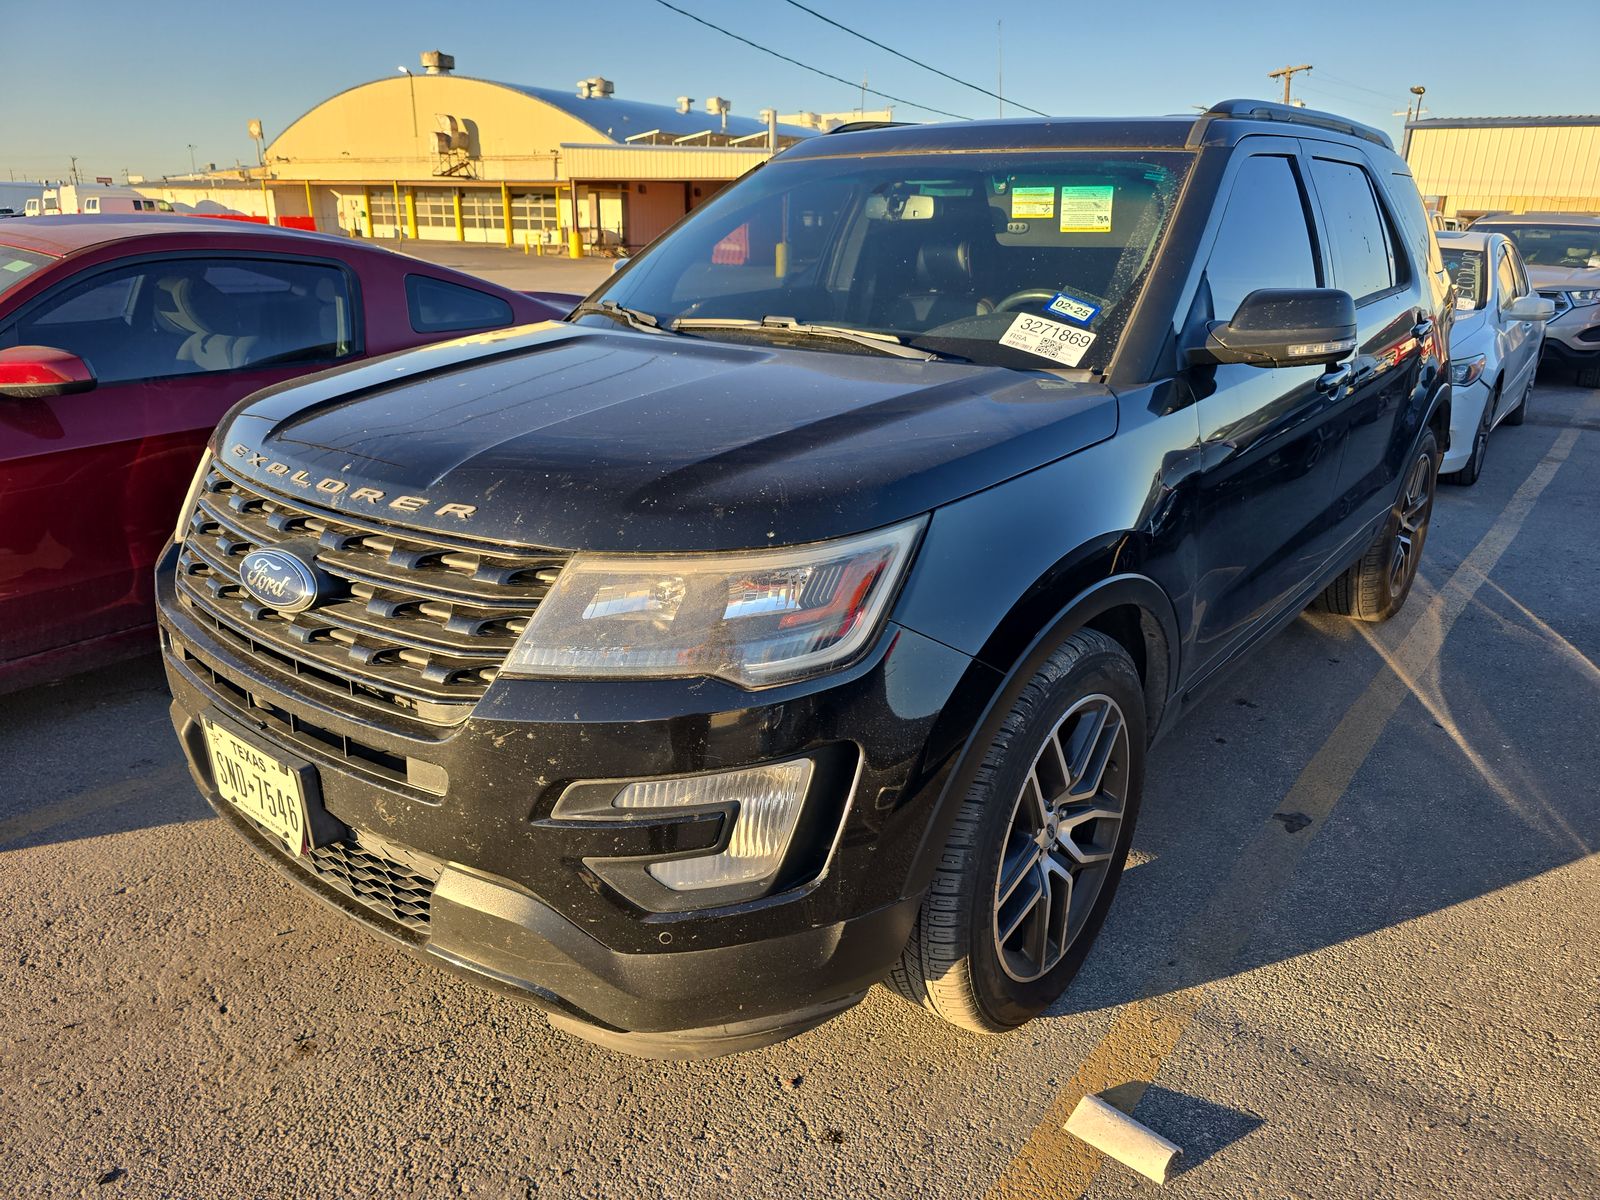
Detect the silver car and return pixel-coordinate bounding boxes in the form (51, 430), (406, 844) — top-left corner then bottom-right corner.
(1436, 230), (1554, 484)
(1469, 212), (1600, 389)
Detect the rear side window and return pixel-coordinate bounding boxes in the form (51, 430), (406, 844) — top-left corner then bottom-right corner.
(1310, 159), (1397, 303)
(406, 275), (514, 333)
(1203, 155), (1319, 319)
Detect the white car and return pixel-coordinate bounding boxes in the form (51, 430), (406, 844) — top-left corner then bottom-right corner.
(1436, 231), (1555, 484)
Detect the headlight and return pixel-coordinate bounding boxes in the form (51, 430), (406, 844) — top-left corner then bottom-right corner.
(172, 453), (212, 545)
(503, 518), (923, 688)
(1449, 354), (1487, 387)
(1566, 289), (1600, 308)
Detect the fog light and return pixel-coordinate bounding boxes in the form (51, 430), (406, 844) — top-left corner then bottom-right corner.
(615, 760), (814, 891)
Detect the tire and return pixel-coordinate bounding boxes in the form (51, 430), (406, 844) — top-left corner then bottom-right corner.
(1576, 364), (1600, 390)
(885, 629), (1145, 1032)
(1502, 373), (1530, 425)
(1313, 429), (1439, 623)
(1443, 390), (1492, 486)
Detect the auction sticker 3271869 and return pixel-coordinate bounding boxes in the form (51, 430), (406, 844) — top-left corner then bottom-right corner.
(998, 313), (1097, 367)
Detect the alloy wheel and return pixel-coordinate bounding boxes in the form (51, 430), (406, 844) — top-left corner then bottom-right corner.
(1389, 450), (1435, 594)
(992, 694), (1131, 983)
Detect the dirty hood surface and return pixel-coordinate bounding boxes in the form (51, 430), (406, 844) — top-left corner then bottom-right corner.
(217, 323), (1117, 552)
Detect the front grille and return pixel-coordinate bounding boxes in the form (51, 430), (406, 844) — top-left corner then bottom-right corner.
(304, 838), (438, 932)
(175, 462), (567, 724)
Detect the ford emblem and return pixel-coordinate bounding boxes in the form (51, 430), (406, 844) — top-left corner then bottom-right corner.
(238, 547), (323, 614)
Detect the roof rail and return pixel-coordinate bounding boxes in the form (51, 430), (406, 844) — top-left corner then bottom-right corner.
(823, 120), (913, 136)
(1192, 99), (1393, 151)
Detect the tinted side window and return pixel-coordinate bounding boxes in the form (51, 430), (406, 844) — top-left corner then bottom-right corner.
(406, 275), (515, 333)
(1310, 159), (1395, 303)
(6, 257), (355, 384)
(1204, 155), (1319, 319)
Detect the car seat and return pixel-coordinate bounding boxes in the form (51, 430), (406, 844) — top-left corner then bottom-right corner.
(154, 275), (259, 371)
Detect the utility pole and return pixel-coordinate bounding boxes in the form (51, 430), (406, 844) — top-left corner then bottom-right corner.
(997, 20), (1003, 118)
(1267, 64), (1313, 105)
(69, 155), (80, 184)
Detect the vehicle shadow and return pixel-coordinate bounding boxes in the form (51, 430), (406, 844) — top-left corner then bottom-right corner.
(0, 653), (212, 853)
(1046, 495), (1599, 1023)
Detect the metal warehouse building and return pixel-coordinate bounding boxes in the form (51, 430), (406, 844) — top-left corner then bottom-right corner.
(1404, 115), (1600, 223)
(142, 54), (821, 255)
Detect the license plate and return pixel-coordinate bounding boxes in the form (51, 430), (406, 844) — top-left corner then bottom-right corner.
(203, 719), (310, 854)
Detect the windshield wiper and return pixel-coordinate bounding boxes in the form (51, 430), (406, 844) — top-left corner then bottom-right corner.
(569, 299), (673, 335)
(672, 315), (942, 361)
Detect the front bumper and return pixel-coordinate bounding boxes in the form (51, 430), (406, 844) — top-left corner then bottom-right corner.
(157, 544), (995, 1053)
(1442, 378), (1491, 473)
(1542, 309), (1600, 369)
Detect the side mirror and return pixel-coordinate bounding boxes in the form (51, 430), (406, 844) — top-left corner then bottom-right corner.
(0, 345), (97, 399)
(1191, 288), (1358, 369)
(1504, 294), (1556, 322)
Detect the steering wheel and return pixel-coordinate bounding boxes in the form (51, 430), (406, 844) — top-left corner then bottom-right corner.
(993, 288), (1062, 313)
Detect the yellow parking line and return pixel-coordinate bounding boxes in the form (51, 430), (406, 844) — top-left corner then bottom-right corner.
(987, 428), (1579, 1198)
(0, 762), (191, 849)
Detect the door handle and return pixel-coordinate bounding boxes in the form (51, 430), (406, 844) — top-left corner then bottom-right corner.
(1412, 319), (1435, 340)
(1316, 365), (1352, 394)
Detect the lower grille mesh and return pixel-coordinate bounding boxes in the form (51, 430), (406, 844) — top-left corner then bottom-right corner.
(302, 839), (438, 932)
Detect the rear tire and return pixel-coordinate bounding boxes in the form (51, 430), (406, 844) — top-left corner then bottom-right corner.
(1443, 391), (1492, 486)
(1576, 364), (1600, 390)
(1313, 430), (1439, 623)
(885, 629), (1145, 1033)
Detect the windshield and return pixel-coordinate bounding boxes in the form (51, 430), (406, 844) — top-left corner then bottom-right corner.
(1477, 224), (1600, 269)
(584, 150), (1193, 372)
(1440, 246), (1486, 310)
(0, 247), (51, 298)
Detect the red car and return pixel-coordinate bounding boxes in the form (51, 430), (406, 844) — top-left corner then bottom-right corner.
(0, 217), (570, 692)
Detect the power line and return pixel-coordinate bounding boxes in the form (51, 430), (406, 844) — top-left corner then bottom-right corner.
(1314, 71), (1400, 102)
(648, 0), (970, 120)
(780, 0), (1047, 117)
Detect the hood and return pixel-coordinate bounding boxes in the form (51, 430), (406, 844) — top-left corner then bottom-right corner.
(1524, 263), (1600, 290)
(217, 323), (1116, 552)
(1449, 303), (1489, 346)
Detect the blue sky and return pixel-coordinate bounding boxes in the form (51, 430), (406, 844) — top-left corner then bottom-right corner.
(3, 0), (1592, 181)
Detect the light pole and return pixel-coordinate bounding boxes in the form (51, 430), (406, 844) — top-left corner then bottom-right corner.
(398, 67), (418, 140)
(1406, 85), (1427, 123)
(187, 144), (198, 177)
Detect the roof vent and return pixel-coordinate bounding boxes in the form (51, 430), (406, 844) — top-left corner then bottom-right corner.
(577, 76), (616, 99)
(420, 50), (454, 75)
(676, 96), (695, 115)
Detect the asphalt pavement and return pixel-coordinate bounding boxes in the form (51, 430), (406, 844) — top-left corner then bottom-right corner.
(1, 379), (1596, 1199)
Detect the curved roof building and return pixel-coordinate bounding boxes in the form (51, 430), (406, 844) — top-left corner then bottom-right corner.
(145, 58), (820, 252)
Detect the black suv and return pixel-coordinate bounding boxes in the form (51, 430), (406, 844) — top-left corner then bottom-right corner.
(157, 100), (1451, 1057)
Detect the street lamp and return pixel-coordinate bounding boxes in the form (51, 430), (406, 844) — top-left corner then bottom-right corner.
(1406, 85), (1426, 124)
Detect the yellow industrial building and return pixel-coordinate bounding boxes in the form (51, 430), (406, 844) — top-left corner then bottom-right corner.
(1405, 115), (1600, 223)
(140, 53), (839, 255)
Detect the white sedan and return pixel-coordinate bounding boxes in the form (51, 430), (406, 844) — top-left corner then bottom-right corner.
(1436, 231), (1555, 484)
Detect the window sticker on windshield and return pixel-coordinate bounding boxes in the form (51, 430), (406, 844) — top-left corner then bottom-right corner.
(3, 260), (29, 273)
(999, 314), (1097, 366)
(1044, 291), (1101, 326)
(1011, 186), (1055, 219)
(1060, 185), (1114, 234)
